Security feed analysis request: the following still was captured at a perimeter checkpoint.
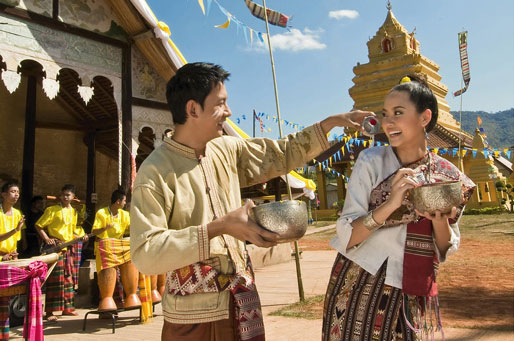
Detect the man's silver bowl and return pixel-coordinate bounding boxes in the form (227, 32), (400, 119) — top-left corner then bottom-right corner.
(250, 200), (308, 243)
(409, 181), (463, 214)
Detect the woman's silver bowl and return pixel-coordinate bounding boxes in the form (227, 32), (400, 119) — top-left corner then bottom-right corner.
(409, 180), (463, 214)
(250, 200), (308, 243)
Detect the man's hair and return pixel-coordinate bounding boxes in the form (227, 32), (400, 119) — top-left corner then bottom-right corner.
(31, 195), (44, 204)
(61, 184), (76, 194)
(1, 182), (18, 193)
(111, 189), (126, 204)
(166, 62), (230, 125)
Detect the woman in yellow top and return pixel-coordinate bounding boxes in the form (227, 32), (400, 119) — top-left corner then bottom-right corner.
(35, 184), (88, 321)
(92, 189), (141, 312)
(0, 182), (25, 261)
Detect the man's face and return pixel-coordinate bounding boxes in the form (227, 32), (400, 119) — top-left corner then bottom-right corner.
(193, 82), (232, 141)
(117, 196), (127, 209)
(2, 186), (19, 206)
(60, 190), (75, 205)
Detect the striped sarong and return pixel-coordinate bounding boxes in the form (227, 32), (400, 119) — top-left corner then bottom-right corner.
(322, 254), (414, 341)
(45, 251), (75, 313)
(95, 238), (131, 272)
(70, 242), (82, 288)
(0, 297), (9, 340)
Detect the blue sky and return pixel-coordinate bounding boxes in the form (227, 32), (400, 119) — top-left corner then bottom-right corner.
(147, 0), (514, 138)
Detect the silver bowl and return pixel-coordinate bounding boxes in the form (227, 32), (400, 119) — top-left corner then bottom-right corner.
(250, 200), (308, 243)
(409, 181), (463, 214)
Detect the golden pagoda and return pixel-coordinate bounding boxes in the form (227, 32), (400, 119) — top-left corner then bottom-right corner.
(349, 1), (460, 133)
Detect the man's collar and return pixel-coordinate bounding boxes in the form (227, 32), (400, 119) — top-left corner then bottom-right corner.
(163, 136), (198, 160)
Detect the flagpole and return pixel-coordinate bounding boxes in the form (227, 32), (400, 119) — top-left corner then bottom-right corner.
(262, 0), (305, 302)
(458, 75), (463, 171)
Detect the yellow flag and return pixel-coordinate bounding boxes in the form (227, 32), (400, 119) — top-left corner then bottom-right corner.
(462, 150), (468, 157)
(250, 29), (254, 44)
(477, 116), (482, 126)
(433, 148), (439, 154)
(215, 17), (230, 29)
(198, 0), (205, 15)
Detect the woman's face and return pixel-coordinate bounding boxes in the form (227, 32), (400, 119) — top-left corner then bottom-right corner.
(381, 90), (430, 148)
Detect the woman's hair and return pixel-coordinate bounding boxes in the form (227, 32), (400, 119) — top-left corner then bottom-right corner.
(390, 73), (438, 132)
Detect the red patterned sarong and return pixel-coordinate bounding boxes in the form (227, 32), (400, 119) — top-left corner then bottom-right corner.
(167, 253), (265, 341)
(45, 251), (75, 313)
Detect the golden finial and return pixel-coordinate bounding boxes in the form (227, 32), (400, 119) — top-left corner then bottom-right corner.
(387, 1), (392, 11)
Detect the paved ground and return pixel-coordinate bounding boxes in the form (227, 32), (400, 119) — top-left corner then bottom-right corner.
(8, 250), (514, 340)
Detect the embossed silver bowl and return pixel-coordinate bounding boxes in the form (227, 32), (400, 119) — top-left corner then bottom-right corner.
(409, 181), (463, 214)
(250, 200), (308, 243)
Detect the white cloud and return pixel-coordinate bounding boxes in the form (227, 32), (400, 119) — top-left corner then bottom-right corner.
(251, 28), (326, 52)
(328, 10), (359, 20)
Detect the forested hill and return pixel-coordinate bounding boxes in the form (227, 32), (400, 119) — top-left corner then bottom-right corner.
(450, 108), (514, 149)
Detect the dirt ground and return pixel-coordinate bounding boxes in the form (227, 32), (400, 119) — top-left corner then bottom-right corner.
(296, 214), (514, 330)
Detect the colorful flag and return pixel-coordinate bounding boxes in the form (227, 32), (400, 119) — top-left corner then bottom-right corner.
(454, 31), (470, 96)
(477, 116), (482, 126)
(244, 0), (289, 27)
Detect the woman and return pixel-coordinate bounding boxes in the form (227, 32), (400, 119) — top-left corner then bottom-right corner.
(322, 74), (475, 340)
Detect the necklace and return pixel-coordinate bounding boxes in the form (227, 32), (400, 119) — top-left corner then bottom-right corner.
(0, 204), (14, 231)
(108, 207), (120, 227)
(60, 204), (72, 226)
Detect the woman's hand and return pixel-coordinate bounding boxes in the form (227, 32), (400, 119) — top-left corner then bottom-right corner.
(386, 168), (418, 209)
(415, 207), (458, 223)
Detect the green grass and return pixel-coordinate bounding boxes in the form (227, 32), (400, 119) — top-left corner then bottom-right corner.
(269, 295), (325, 320)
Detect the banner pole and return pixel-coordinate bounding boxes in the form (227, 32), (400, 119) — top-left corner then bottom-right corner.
(262, 0), (305, 302)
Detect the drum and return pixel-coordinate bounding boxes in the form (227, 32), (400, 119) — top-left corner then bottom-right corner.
(0, 253), (60, 328)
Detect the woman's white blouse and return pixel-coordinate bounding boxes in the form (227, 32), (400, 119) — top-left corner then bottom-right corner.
(330, 146), (460, 289)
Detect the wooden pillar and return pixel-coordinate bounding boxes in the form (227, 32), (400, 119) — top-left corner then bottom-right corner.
(273, 177), (281, 202)
(336, 176), (345, 202)
(121, 46), (132, 194)
(85, 132), (96, 232)
(21, 75), (37, 214)
(316, 169), (328, 209)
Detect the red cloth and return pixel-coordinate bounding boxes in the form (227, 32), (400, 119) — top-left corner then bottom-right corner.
(0, 261), (47, 341)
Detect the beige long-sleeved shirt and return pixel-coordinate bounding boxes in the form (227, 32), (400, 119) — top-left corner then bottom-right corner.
(130, 123), (328, 323)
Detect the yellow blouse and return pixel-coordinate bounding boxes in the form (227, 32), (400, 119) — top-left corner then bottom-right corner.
(0, 207), (25, 254)
(92, 207), (130, 239)
(36, 205), (82, 242)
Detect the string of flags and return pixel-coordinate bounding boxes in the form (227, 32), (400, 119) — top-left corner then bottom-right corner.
(197, 0), (289, 46)
(233, 111), (306, 133)
(288, 131), (514, 181)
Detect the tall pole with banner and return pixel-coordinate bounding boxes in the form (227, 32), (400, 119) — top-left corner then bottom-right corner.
(454, 31), (470, 171)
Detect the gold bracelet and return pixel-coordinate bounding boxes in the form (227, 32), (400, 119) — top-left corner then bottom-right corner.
(362, 211), (384, 233)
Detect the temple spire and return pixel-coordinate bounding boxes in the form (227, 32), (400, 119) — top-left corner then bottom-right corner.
(387, 1), (392, 12)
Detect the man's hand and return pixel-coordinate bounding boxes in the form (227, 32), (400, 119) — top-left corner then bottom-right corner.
(16, 216), (25, 232)
(320, 110), (375, 134)
(45, 238), (58, 246)
(208, 200), (279, 248)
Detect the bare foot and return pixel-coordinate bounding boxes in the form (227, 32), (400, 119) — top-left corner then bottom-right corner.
(45, 314), (58, 322)
(62, 310), (79, 316)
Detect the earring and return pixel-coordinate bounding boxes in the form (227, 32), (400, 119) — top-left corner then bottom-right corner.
(424, 127), (429, 140)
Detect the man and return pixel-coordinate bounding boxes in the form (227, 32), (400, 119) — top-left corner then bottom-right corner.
(130, 62), (371, 340)
(92, 189), (141, 312)
(0, 182), (25, 340)
(36, 184), (88, 321)
(21, 195), (44, 258)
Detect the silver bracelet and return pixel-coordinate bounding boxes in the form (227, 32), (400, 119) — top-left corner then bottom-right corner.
(362, 211), (384, 233)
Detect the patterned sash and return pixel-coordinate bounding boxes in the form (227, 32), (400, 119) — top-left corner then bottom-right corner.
(368, 152), (475, 337)
(167, 252), (265, 341)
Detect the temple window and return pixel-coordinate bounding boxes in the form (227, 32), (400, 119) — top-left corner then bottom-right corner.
(382, 38), (392, 53)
